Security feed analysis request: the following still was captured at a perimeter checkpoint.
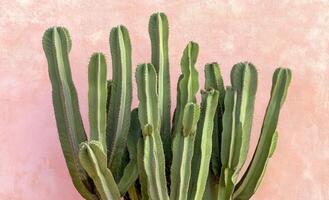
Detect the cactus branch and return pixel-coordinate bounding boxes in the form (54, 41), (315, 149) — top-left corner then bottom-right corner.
(136, 63), (169, 200)
(79, 141), (121, 200)
(42, 27), (97, 200)
(149, 12), (171, 162)
(192, 89), (219, 200)
(107, 25), (132, 181)
(171, 42), (199, 200)
(205, 63), (225, 178)
(88, 53), (108, 151)
(230, 62), (258, 172)
(233, 68), (291, 200)
(118, 109), (141, 195)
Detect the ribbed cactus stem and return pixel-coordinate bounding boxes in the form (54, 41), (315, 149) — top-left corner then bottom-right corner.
(233, 68), (291, 200)
(136, 63), (169, 200)
(107, 25), (132, 181)
(42, 27), (97, 200)
(217, 86), (240, 200)
(118, 109), (140, 195)
(88, 53), (108, 152)
(205, 63), (225, 178)
(79, 141), (121, 200)
(149, 12), (171, 161)
(182, 103), (200, 137)
(171, 41), (199, 200)
(170, 103), (200, 200)
(192, 89), (219, 200)
(230, 62), (258, 172)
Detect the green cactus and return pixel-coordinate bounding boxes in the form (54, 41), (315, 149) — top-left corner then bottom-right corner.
(170, 41), (199, 200)
(88, 53), (108, 152)
(149, 13), (171, 163)
(117, 108), (140, 195)
(233, 68), (291, 200)
(205, 63), (225, 178)
(43, 12), (291, 200)
(136, 63), (169, 200)
(42, 27), (97, 200)
(190, 89), (219, 200)
(107, 25), (133, 182)
(79, 141), (121, 200)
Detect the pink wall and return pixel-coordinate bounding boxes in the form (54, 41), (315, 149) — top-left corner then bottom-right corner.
(1, 0), (329, 199)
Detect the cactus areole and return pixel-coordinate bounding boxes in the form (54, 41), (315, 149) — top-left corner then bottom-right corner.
(43, 12), (291, 200)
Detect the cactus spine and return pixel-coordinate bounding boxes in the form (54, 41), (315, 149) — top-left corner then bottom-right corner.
(43, 12), (291, 200)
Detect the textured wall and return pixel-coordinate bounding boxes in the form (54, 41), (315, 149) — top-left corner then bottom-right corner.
(1, 0), (329, 199)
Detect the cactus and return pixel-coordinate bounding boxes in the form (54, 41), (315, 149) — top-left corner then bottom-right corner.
(107, 25), (133, 181)
(79, 141), (121, 200)
(149, 13), (171, 163)
(43, 12), (291, 200)
(170, 41), (199, 200)
(88, 53), (108, 152)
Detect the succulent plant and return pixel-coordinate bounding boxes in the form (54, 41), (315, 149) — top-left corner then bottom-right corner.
(42, 12), (291, 200)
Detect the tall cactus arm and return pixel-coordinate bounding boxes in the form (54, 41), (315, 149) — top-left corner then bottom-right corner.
(170, 103), (200, 200)
(205, 63), (225, 178)
(79, 141), (121, 200)
(107, 25), (132, 181)
(171, 42), (199, 199)
(149, 12), (171, 160)
(217, 87), (239, 200)
(136, 63), (169, 200)
(42, 27), (97, 200)
(118, 109), (141, 195)
(230, 62), (258, 172)
(233, 68), (291, 200)
(192, 89), (219, 200)
(88, 53), (108, 151)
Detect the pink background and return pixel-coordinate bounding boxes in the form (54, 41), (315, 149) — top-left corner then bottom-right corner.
(1, 0), (329, 199)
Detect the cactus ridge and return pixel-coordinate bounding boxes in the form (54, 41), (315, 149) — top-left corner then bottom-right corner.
(233, 68), (291, 200)
(205, 63), (226, 178)
(107, 25), (133, 181)
(79, 141), (121, 200)
(43, 13), (291, 200)
(88, 53), (108, 151)
(117, 109), (140, 195)
(42, 27), (97, 200)
(136, 63), (169, 200)
(149, 13), (171, 162)
(170, 41), (200, 200)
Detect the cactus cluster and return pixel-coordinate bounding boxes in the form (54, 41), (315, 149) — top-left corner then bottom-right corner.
(42, 12), (291, 200)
